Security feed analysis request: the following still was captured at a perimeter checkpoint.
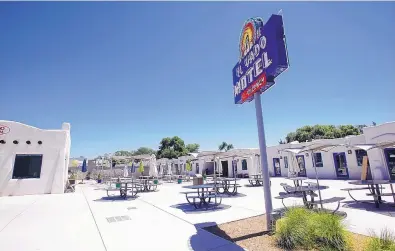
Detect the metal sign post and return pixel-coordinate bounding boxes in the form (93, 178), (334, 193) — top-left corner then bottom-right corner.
(254, 92), (273, 230)
(232, 14), (289, 231)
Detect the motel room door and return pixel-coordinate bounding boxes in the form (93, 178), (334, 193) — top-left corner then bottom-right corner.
(384, 148), (395, 181)
(273, 158), (281, 176)
(333, 152), (349, 179)
(221, 161), (229, 177)
(295, 155), (307, 177)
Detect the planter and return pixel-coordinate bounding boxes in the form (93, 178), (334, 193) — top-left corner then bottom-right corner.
(177, 178), (182, 184)
(154, 179), (158, 185)
(97, 179), (102, 184)
(116, 183), (121, 188)
(69, 179), (76, 185)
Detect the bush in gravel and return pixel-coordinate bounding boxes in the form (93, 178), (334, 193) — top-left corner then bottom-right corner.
(365, 228), (395, 251)
(310, 211), (350, 251)
(275, 207), (313, 249)
(275, 207), (349, 250)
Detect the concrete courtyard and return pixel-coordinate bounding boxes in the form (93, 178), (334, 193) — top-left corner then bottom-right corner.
(1, 178), (394, 251)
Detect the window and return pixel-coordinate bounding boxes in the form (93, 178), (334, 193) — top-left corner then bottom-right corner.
(12, 154), (43, 179)
(355, 149), (368, 166)
(313, 152), (323, 167)
(284, 156), (288, 168)
(242, 159), (248, 170)
(196, 163), (199, 174)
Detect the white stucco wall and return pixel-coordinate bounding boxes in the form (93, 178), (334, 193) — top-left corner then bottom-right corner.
(0, 121), (71, 196)
(265, 135), (369, 180)
(363, 122), (395, 180)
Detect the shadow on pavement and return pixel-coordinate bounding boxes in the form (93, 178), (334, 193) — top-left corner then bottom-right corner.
(342, 200), (395, 217)
(170, 203), (231, 214)
(93, 195), (139, 202)
(188, 222), (245, 251)
(218, 193), (247, 198)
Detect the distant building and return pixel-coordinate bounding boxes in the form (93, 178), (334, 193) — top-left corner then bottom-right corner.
(189, 122), (395, 180)
(0, 121), (71, 196)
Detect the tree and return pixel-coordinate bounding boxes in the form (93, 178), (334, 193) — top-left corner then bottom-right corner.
(157, 136), (199, 159)
(218, 142), (234, 152)
(71, 160), (79, 167)
(114, 150), (132, 156)
(186, 143), (200, 153)
(138, 161), (144, 174)
(186, 160), (192, 172)
(285, 124), (362, 143)
(132, 147), (156, 156)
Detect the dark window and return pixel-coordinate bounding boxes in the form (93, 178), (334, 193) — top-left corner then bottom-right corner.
(13, 140), (19, 144)
(196, 163), (199, 174)
(12, 154), (43, 179)
(313, 152), (323, 167)
(26, 140), (31, 145)
(38, 141), (42, 145)
(355, 149), (368, 166)
(0, 140), (5, 144)
(284, 156), (288, 168)
(242, 159), (248, 170)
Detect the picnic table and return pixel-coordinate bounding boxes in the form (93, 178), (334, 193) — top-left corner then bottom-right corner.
(163, 174), (174, 182)
(276, 181), (344, 213)
(138, 176), (158, 192)
(287, 177), (307, 187)
(216, 178), (241, 195)
(106, 179), (143, 199)
(248, 174), (263, 186)
(342, 180), (395, 208)
(181, 184), (222, 209)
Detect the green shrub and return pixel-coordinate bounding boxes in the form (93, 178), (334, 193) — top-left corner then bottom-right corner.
(365, 228), (395, 251)
(275, 207), (313, 249)
(310, 212), (349, 250)
(274, 207), (349, 250)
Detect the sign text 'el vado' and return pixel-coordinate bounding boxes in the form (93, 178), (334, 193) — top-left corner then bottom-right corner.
(232, 14), (289, 104)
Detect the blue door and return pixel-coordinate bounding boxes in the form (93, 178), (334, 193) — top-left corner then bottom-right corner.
(295, 155), (306, 177)
(333, 152), (349, 179)
(384, 148), (395, 181)
(273, 158), (281, 176)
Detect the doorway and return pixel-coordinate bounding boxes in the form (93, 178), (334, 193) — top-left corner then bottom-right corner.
(273, 158), (281, 176)
(333, 152), (349, 179)
(221, 161), (229, 177)
(295, 155), (307, 177)
(384, 148), (395, 181)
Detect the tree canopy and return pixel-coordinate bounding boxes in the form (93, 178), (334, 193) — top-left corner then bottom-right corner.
(132, 147), (156, 156)
(218, 142), (234, 152)
(284, 124), (363, 143)
(114, 150), (132, 156)
(156, 136), (200, 159)
(186, 143), (200, 153)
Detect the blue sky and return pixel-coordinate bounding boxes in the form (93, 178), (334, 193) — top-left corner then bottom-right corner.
(1, 2), (394, 158)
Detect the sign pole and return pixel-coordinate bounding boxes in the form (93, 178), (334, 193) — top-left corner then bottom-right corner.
(254, 92), (273, 231)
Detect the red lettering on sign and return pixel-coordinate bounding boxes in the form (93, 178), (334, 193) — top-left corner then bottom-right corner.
(241, 73), (267, 102)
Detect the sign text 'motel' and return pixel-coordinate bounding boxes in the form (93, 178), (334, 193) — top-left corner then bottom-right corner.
(232, 14), (289, 104)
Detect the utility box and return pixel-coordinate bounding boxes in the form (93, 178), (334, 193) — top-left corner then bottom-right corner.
(193, 174), (203, 185)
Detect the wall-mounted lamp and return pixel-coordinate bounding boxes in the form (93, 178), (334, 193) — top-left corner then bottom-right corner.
(280, 156), (283, 159)
(347, 150), (352, 154)
(305, 153), (309, 157)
